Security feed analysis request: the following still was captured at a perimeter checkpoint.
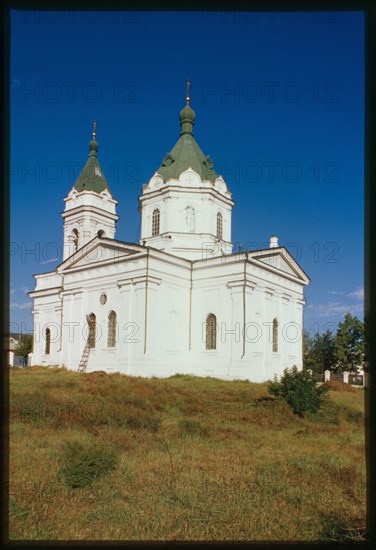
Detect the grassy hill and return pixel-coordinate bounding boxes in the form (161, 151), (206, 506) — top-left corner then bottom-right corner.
(9, 367), (366, 542)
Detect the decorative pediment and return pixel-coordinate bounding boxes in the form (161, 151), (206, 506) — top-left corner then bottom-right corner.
(251, 248), (310, 284)
(257, 254), (293, 274)
(178, 168), (201, 186)
(143, 173), (164, 193)
(57, 237), (144, 272)
(214, 176), (232, 197)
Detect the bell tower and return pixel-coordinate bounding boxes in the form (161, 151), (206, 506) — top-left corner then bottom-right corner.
(62, 123), (119, 260)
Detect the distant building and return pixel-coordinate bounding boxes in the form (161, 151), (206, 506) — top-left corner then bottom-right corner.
(5, 334), (19, 366)
(29, 94), (310, 381)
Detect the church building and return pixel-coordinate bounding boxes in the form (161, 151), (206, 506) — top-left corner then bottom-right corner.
(29, 91), (310, 381)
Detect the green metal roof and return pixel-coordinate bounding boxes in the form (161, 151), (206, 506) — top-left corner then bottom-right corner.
(73, 137), (112, 194)
(156, 103), (219, 183)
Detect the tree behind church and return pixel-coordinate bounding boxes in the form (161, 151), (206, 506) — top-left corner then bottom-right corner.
(15, 334), (33, 366)
(304, 313), (365, 375)
(334, 313), (364, 373)
(303, 329), (336, 375)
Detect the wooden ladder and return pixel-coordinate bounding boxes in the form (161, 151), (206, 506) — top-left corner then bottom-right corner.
(78, 340), (91, 372)
(77, 315), (93, 372)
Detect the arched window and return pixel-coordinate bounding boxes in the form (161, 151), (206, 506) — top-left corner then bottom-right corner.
(88, 313), (96, 349)
(107, 311), (117, 347)
(216, 212), (223, 240)
(185, 206), (195, 232)
(45, 328), (51, 355)
(206, 313), (217, 350)
(72, 228), (79, 251)
(152, 208), (160, 236)
(272, 318), (278, 352)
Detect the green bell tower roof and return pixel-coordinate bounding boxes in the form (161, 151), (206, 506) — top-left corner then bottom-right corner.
(156, 82), (219, 183)
(73, 122), (112, 194)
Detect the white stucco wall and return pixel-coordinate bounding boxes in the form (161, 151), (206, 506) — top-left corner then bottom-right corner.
(30, 241), (307, 382)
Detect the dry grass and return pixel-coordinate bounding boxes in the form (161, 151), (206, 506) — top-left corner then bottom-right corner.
(322, 380), (356, 392)
(8, 367), (366, 542)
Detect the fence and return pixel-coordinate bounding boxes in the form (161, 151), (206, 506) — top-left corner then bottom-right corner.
(330, 372), (343, 382)
(312, 371), (325, 383)
(12, 356), (28, 368)
(348, 374), (364, 386)
(323, 370), (365, 387)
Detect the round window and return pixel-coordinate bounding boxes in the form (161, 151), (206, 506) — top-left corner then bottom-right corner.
(99, 293), (107, 305)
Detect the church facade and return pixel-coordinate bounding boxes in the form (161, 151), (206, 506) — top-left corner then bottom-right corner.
(29, 97), (310, 381)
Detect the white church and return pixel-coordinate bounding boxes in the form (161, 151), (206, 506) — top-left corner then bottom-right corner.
(29, 92), (310, 381)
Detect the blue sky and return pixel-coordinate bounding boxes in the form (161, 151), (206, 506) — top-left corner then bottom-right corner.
(10, 9), (364, 336)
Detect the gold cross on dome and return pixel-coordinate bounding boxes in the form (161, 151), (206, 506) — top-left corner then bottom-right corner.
(185, 79), (191, 103)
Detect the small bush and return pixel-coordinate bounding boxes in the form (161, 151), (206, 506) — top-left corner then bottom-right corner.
(141, 414), (160, 432)
(125, 413), (160, 432)
(125, 415), (142, 430)
(16, 393), (53, 424)
(119, 457), (134, 481)
(345, 409), (363, 424)
(268, 366), (328, 417)
(9, 496), (29, 519)
(179, 418), (209, 438)
(59, 439), (119, 488)
(320, 511), (366, 542)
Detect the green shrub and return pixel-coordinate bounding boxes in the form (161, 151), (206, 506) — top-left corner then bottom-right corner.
(268, 366), (328, 417)
(141, 414), (160, 432)
(345, 409), (363, 424)
(119, 457), (134, 481)
(124, 415), (142, 430)
(179, 418), (209, 438)
(305, 400), (340, 425)
(319, 511), (366, 542)
(125, 413), (160, 432)
(59, 439), (118, 488)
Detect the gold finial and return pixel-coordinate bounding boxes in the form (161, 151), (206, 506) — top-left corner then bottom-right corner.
(92, 120), (97, 140)
(185, 79), (191, 104)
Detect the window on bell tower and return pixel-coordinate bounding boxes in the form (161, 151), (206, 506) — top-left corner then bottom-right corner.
(72, 228), (79, 251)
(185, 206), (195, 232)
(216, 212), (223, 240)
(152, 208), (160, 236)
